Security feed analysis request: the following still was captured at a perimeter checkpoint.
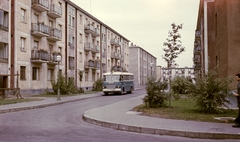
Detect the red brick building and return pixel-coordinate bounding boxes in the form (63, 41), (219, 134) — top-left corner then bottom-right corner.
(194, 0), (240, 88)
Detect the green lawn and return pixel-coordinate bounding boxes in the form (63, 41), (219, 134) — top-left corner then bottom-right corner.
(133, 98), (238, 123)
(0, 98), (43, 106)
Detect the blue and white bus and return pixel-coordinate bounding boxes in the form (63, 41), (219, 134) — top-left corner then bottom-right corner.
(102, 72), (134, 95)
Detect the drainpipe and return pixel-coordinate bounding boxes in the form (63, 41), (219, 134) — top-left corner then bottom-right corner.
(10, 0), (15, 89)
(204, 0), (214, 74)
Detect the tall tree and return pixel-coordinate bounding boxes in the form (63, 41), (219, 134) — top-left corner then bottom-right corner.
(162, 23), (185, 68)
(162, 23), (185, 107)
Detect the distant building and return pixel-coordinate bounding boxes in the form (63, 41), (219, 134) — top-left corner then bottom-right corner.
(128, 44), (157, 86)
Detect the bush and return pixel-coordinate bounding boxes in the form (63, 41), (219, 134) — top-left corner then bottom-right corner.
(143, 77), (168, 108)
(92, 79), (103, 91)
(188, 69), (233, 113)
(171, 76), (192, 94)
(51, 74), (75, 95)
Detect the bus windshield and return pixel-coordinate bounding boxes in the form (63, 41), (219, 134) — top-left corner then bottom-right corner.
(104, 75), (120, 82)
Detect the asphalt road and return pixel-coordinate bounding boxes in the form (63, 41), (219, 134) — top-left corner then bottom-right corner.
(0, 90), (238, 142)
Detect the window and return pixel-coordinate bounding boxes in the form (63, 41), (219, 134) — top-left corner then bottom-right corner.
(49, 20), (53, 28)
(33, 41), (38, 50)
(20, 66), (26, 80)
(33, 14), (39, 23)
(79, 52), (82, 62)
(85, 71), (88, 81)
(21, 8), (26, 23)
(0, 42), (8, 62)
(68, 36), (74, 49)
(69, 57), (74, 69)
(79, 14), (82, 24)
(20, 37), (26, 51)
(79, 33), (82, 43)
(32, 67), (39, 80)
(0, 9), (8, 31)
(47, 69), (54, 81)
(68, 15), (74, 28)
(57, 24), (62, 30)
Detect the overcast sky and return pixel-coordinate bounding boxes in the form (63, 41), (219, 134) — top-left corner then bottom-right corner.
(71, 0), (200, 68)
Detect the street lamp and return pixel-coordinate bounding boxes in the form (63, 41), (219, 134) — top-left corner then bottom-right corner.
(56, 54), (62, 101)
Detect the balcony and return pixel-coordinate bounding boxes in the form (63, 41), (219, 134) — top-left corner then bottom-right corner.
(84, 24), (100, 37)
(32, 0), (49, 12)
(47, 4), (62, 18)
(48, 52), (61, 65)
(111, 52), (121, 60)
(111, 66), (124, 72)
(85, 60), (100, 70)
(47, 28), (62, 41)
(84, 43), (100, 53)
(195, 30), (201, 39)
(194, 47), (201, 55)
(110, 38), (121, 47)
(31, 23), (49, 37)
(194, 63), (201, 70)
(0, 24), (8, 32)
(31, 49), (49, 63)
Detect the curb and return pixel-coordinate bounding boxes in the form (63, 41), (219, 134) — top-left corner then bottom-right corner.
(82, 114), (240, 140)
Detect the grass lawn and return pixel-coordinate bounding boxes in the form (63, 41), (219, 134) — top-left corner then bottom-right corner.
(0, 98), (43, 106)
(133, 98), (238, 123)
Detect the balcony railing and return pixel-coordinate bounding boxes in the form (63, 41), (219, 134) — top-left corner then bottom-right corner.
(194, 47), (201, 55)
(32, 0), (49, 12)
(110, 38), (121, 47)
(111, 52), (121, 59)
(0, 51), (8, 63)
(48, 53), (61, 64)
(47, 28), (62, 41)
(85, 60), (100, 70)
(31, 23), (49, 37)
(0, 24), (8, 32)
(47, 4), (62, 18)
(31, 49), (49, 63)
(195, 30), (201, 39)
(84, 24), (100, 37)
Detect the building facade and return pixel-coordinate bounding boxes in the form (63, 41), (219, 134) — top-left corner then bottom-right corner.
(194, 0), (240, 87)
(0, 0), (130, 95)
(128, 44), (157, 86)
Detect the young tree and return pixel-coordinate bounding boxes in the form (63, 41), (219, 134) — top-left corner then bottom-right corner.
(162, 23), (185, 106)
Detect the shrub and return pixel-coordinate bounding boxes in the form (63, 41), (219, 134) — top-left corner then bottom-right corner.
(171, 76), (192, 94)
(51, 74), (75, 95)
(92, 79), (103, 91)
(143, 77), (168, 108)
(188, 69), (233, 113)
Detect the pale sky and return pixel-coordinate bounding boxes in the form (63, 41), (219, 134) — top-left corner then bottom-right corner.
(71, 0), (200, 68)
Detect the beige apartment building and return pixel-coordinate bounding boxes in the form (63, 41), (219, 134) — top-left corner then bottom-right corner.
(0, 0), (130, 95)
(128, 44), (157, 86)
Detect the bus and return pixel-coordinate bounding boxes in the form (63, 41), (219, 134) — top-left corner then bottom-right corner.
(102, 72), (134, 95)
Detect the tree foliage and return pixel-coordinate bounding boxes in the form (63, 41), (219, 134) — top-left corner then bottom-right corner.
(172, 76), (192, 94)
(92, 79), (103, 91)
(51, 73), (75, 95)
(143, 77), (168, 108)
(162, 23), (185, 67)
(188, 69), (233, 113)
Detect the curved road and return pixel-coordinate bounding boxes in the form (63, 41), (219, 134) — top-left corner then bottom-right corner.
(0, 90), (238, 142)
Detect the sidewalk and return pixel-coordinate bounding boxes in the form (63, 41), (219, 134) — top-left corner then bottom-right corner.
(1, 89), (240, 139)
(83, 95), (240, 139)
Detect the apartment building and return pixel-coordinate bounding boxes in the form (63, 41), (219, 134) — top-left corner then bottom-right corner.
(128, 44), (157, 86)
(194, 0), (240, 88)
(0, 0), (129, 96)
